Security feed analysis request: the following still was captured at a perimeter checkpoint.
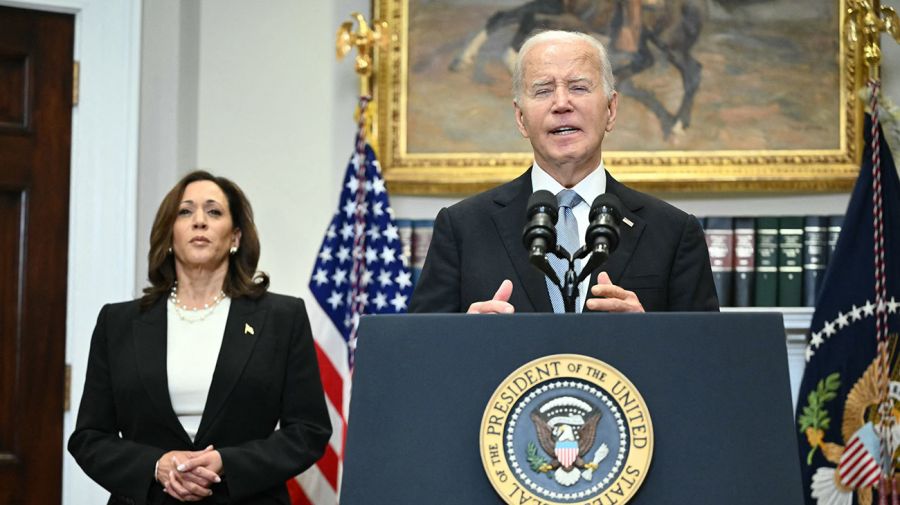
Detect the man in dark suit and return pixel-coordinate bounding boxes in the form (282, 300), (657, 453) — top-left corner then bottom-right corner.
(409, 30), (718, 314)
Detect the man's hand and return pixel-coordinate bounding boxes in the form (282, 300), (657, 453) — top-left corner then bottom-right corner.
(585, 272), (644, 313)
(467, 279), (515, 314)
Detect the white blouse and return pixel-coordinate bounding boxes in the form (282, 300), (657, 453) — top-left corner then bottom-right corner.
(165, 297), (231, 442)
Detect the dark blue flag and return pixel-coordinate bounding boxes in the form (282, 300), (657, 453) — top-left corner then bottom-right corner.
(796, 117), (900, 504)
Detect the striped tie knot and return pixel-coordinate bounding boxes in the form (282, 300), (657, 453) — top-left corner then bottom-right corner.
(557, 189), (583, 210)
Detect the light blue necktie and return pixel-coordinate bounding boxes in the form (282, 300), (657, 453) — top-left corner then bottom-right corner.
(546, 189), (582, 313)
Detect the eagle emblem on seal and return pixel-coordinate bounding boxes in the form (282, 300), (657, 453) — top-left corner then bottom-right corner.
(530, 396), (609, 486)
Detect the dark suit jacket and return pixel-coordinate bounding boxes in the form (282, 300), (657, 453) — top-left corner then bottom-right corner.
(68, 293), (332, 505)
(409, 170), (719, 313)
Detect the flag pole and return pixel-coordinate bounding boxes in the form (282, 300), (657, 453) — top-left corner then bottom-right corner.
(846, 1), (900, 501)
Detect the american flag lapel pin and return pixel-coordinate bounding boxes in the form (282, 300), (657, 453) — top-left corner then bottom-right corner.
(622, 217), (634, 228)
(244, 323), (254, 335)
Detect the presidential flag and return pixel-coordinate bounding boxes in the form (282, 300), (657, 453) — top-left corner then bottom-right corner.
(796, 115), (900, 504)
(290, 108), (414, 504)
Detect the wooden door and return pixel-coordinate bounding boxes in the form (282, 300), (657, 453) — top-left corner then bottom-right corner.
(0, 5), (73, 504)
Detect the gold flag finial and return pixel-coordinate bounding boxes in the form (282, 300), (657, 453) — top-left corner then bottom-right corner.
(846, 0), (900, 81)
(336, 12), (389, 99)
(336, 12), (390, 142)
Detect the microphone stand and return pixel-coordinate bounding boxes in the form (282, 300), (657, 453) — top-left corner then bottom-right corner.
(541, 244), (611, 313)
(555, 246), (578, 314)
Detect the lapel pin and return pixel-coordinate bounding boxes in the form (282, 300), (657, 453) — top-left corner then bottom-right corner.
(622, 217), (634, 228)
(244, 323), (255, 335)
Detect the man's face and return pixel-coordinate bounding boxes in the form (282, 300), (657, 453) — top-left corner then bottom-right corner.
(514, 39), (618, 183)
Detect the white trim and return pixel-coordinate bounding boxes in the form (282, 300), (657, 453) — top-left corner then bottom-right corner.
(0, 0), (142, 503)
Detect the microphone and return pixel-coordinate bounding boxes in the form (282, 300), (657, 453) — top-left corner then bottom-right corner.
(582, 193), (622, 271)
(522, 190), (558, 257)
(522, 190), (560, 285)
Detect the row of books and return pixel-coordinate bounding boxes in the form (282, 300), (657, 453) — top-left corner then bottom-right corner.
(396, 215), (845, 308)
(702, 215), (843, 307)
(396, 219), (434, 287)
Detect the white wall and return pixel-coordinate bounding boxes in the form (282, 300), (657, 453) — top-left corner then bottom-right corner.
(137, 0), (366, 297)
(136, 0), (199, 289)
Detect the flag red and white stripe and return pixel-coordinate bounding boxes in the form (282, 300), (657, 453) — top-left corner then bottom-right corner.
(289, 305), (350, 504)
(838, 425), (882, 490)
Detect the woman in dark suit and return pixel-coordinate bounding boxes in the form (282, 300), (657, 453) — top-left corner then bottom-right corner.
(69, 171), (332, 504)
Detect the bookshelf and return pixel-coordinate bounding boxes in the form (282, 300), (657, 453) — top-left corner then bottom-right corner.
(722, 306), (812, 409)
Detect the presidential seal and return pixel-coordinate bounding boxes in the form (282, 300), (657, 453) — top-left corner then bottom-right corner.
(480, 354), (653, 505)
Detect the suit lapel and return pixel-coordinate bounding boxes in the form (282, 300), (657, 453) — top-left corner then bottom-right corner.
(585, 173), (647, 299)
(491, 169), (554, 313)
(133, 298), (193, 445)
(194, 296), (266, 443)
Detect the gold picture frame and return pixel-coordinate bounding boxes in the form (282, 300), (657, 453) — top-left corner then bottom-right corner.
(374, 0), (863, 194)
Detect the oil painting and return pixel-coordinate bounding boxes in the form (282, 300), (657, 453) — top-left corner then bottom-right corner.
(375, 0), (862, 193)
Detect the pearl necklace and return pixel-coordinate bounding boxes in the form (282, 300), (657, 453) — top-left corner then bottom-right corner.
(169, 283), (227, 323)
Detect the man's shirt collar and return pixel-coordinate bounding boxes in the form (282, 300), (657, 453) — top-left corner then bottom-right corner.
(531, 160), (607, 205)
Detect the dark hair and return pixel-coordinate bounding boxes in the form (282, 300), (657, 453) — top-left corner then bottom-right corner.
(141, 170), (269, 309)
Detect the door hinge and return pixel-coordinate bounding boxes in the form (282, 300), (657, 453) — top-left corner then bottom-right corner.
(72, 61), (79, 107)
(64, 363), (71, 412)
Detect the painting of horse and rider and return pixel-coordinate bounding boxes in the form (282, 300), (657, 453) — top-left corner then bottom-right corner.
(402, 0), (842, 155)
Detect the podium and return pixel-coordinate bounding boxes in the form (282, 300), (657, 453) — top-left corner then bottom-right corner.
(340, 313), (803, 504)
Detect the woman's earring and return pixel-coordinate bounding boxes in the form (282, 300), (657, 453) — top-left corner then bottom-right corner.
(167, 247), (172, 254)
(229, 246), (238, 255)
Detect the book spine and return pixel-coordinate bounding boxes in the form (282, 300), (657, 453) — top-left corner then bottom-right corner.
(754, 217), (779, 307)
(827, 214), (844, 258)
(733, 217), (755, 307)
(803, 216), (828, 307)
(777, 216), (804, 307)
(411, 219), (435, 286)
(704, 216), (734, 307)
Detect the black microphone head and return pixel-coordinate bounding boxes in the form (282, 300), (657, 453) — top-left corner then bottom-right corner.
(585, 192), (622, 256)
(523, 189), (559, 253)
(527, 190), (559, 224)
(589, 193), (622, 222)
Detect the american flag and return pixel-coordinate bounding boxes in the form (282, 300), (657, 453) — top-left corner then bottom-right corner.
(289, 104), (414, 504)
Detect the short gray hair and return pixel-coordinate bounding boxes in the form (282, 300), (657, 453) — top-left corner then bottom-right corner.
(512, 30), (616, 102)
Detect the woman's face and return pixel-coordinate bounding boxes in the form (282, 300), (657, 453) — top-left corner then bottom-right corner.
(171, 180), (240, 273)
